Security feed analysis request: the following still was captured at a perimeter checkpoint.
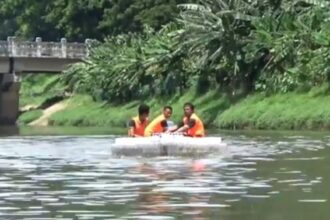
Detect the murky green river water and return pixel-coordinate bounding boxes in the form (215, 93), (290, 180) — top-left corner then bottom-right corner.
(0, 127), (329, 219)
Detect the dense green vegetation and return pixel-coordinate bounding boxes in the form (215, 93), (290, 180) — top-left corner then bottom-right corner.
(20, 74), (65, 107)
(63, 0), (330, 104)
(0, 0), (191, 41)
(17, 0), (330, 130)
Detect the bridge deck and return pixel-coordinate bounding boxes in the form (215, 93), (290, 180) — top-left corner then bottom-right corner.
(0, 37), (90, 59)
(0, 37), (90, 74)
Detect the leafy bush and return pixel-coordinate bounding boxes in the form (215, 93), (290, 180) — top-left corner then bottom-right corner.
(63, 0), (330, 102)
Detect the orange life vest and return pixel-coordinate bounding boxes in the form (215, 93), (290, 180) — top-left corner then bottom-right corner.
(144, 114), (166, 137)
(183, 113), (205, 137)
(131, 116), (148, 136)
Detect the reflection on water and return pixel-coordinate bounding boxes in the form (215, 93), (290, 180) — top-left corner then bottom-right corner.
(0, 131), (329, 219)
(0, 126), (126, 137)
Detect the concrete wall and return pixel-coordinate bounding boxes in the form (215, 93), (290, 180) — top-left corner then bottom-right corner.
(14, 57), (83, 73)
(0, 57), (10, 73)
(0, 57), (83, 74)
(0, 74), (20, 125)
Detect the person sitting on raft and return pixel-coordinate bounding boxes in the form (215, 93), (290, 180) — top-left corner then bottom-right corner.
(174, 103), (205, 137)
(128, 104), (150, 137)
(144, 106), (176, 136)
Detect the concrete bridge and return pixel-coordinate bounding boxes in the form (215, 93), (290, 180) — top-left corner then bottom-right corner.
(0, 37), (91, 125)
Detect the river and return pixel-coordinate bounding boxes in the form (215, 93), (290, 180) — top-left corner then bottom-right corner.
(0, 127), (329, 219)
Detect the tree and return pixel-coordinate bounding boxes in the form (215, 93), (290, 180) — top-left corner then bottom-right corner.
(99, 0), (191, 35)
(0, 0), (192, 41)
(44, 0), (111, 41)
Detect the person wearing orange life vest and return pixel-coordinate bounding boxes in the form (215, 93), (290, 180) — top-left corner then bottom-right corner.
(175, 103), (205, 137)
(128, 104), (150, 137)
(144, 106), (175, 137)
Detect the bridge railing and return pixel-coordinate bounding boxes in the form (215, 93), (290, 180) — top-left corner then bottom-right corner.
(0, 37), (91, 59)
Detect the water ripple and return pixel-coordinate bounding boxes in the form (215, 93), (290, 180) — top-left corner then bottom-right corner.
(0, 133), (327, 219)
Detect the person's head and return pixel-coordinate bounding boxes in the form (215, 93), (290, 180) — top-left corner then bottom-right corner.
(183, 102), (194, 117)
(163, 106), (173, 119)
(138, 104), (150, 121)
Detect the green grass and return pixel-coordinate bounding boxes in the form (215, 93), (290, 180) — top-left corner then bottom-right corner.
(49, 90), (229, 127)
(19, 126), (126, 136)
(18, 73), (66, 125)
(18, 110), (43, 125)
(216, 87), (330, 130)
(21, 77), (330, 131)
(49, 95), (139, 127)
(20, 74), (65, 107)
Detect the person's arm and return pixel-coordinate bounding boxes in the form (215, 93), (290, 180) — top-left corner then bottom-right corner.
(171, 121), (185, 133)
(176, 119), (196, 135)
(127, 120), (135, 137)
(127, 120), (143, 137)
(168, 126), (178, 132)
(161, 120), (178, 133)
(176, 125), (189, 133)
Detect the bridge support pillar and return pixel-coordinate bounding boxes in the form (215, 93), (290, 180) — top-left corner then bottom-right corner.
(0, 73), (20, 125)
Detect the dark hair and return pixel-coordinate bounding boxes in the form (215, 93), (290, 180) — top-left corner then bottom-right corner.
(163, 106), (173, 112)
(184, 102), (194, 111)
(138, 104), (150, 115)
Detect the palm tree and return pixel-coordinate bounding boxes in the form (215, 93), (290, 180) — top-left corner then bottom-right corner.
(176, 0), (330, 94)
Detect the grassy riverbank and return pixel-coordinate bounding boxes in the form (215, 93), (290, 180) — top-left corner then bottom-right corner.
(20, 74), (65, 108)
(216, 86), (330, 130)
(19, 75), (232, 127)
(48, 90), (230, 127)
(19, 75), (330, 130)
(47, 90), (330, 130)
(18, 74), (66, 125)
